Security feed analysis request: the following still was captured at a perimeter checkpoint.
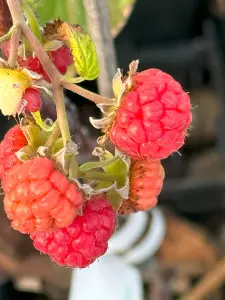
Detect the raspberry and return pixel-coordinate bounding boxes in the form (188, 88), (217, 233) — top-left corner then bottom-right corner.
(31, 195), (116, 268)
(19, 46), (73, 82)
(109, 69), (192, 160)
(0, 125), (27, 179)
(118, 159), (164, 215)
(19, 56), (49, 81)
(22, 88), (42, 112)
(2, 157), (84, 234)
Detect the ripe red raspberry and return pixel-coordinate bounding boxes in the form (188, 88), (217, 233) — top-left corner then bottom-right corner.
(19, 46), (73, 82)
(109, 69), (192, 160)
(2, 157), (84, 234)
(22, 88), (42, 112)
(0, 125), (27, 179)
(118, 159), (164, 215)
(31, 195), (116, 268)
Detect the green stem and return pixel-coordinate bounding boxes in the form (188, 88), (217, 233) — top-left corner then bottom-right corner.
(80, 171), (120, 182)
(54, 86), (71, 145)
(62, 81), (115, 105)
(44, 122), (61, 151)
(0, 26), (16, 43)
(54, 87), (79, 177)
(8, 27), (21, 66)
(32, 111), (57, 132)
(20, 0), (42, 41)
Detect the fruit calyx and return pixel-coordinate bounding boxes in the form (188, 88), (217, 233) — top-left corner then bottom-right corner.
(89, 60), (139, 139)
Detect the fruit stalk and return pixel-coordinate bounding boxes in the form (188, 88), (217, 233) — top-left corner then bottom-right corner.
(62, 81), (114, 105)
(20, 0), (42, 41)
(8, 26), (20, 66)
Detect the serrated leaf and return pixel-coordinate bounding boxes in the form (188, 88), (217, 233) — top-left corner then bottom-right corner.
(58, 23), (100, 80)
(28, 0), (136, 37)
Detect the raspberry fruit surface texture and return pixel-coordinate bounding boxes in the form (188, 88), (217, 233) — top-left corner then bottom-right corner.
(109, 69), (192, 160)
(0, 125), (27, 179)
(2, 157), (84, 234)
(22, 88), (42, 112)
(119, 159), (164, 215)
(31, 195), (116, 268)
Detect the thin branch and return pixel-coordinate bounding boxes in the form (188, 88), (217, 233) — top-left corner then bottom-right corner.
(8, 26), (20, 66)
(6, 0), (61, 85)
(62, 81), (114, 105)
(54, 86), (71, 145)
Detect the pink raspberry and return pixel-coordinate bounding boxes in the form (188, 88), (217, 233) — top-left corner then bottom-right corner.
(31, 195), (117, 268)
(0, 125), (27, 179)
(109, 69), (192, 160)
(22, 88), (42, 112)
(2, 157), (84, 234)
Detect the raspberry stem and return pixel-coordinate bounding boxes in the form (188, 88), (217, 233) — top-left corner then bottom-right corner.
(44, 122), (60, 151)
(8, 26), (21, 66)
(20, 0), (42, 41)
(62, 82), (114, 105)
(32, 111), (57, 132)
(0, 25), (15, 43)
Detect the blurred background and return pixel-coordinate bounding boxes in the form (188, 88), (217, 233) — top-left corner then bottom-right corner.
(1, 0), (225, 299)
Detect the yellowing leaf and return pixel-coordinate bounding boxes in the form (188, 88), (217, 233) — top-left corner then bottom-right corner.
(0, 68), (31, 116)
(58, 23), (100, 81)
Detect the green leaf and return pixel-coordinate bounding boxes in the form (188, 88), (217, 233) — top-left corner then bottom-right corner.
(61, 24), (100, 80)
(27, 0), (136, 37)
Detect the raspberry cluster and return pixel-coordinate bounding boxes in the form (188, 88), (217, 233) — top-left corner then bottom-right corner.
(0, 9), (192, 269)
